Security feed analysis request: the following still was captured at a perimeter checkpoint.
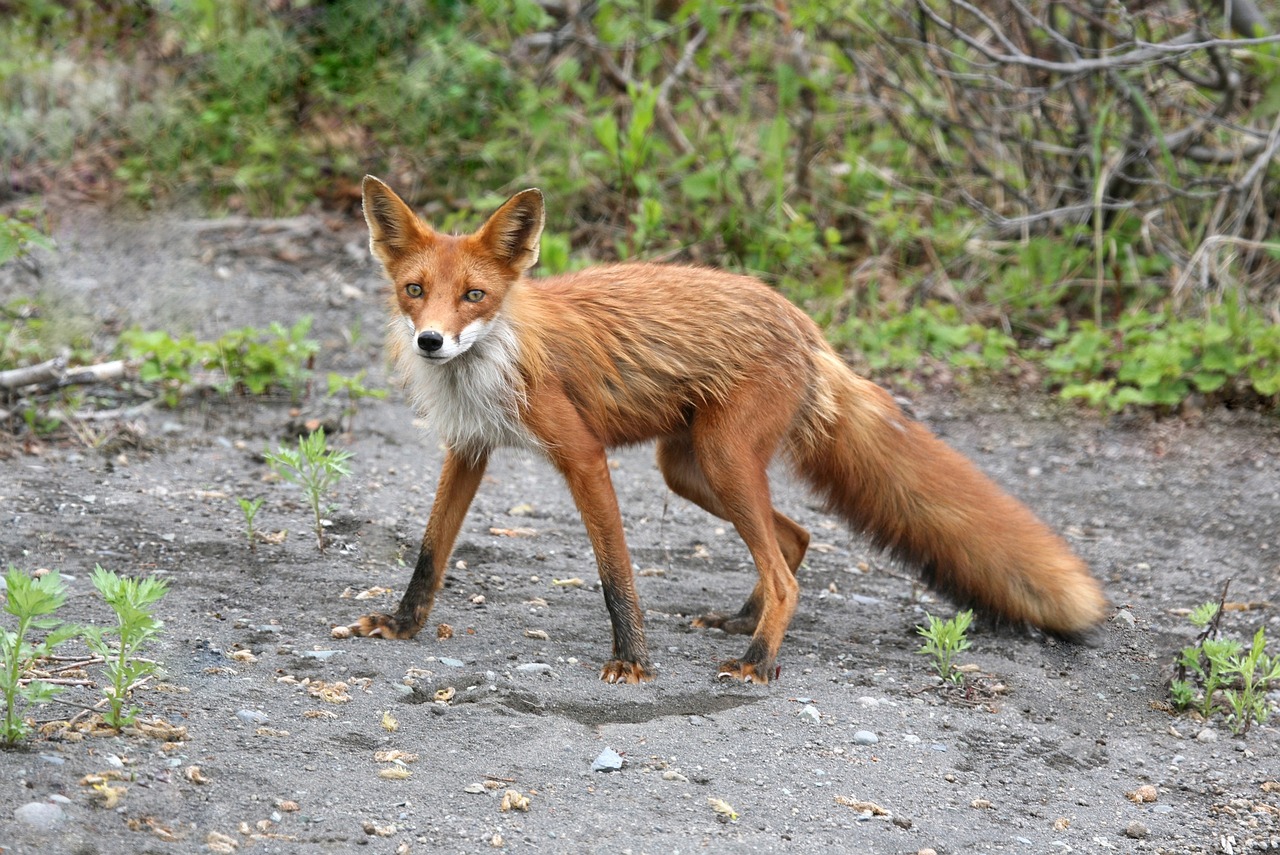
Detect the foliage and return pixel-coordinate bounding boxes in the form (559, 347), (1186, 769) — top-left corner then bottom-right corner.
(1044, 302), (1280, 411)
(916, 609), (973, 685)
(119, 318), (318, 405)
(325, 369), (387, 432)
(212, 318), (318, 399)
(263, 429), (353, 551)
(0, 567), (79, 745)
(1171, 602), (1280, 736)
(3, 1), (1278, 413)
(0, 294), (95, 374)
(81, 567), (169, 730)
(0, 212), (54, 266)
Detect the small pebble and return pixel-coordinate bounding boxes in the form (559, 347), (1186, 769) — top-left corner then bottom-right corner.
(439, 657), (465, 668)
(236, 709), (270, 725)
(14, 802), (64, 831)
(591, 747), (624, 773)
(300, 650), (343, 660)
(798, 705), (821, 723)
(662, 771), (688, 783)
(853, 730), (879, 745)
(1124, 821), (1149, 839)
(1195, 728), (1217, 743)
(516, 663), (552, 675)
(463, 783), (487, 794)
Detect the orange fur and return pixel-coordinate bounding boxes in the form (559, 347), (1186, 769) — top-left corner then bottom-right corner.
(347, 177), (1109, 684)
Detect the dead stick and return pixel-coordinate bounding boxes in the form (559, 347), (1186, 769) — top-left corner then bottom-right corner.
(0, 355), (66, 390)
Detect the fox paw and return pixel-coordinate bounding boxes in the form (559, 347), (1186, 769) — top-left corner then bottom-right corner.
(691, 611), (759, 635)
(715, 659), (779, 684)
(338, 612), (423, 640)
(600, 659), (655, 684)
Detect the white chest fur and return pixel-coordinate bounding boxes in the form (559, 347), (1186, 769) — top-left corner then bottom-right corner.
(394, 315), (540, 455)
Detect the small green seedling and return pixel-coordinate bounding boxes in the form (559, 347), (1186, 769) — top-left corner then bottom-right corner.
(1, 567), (80, 745)
(264, 428), (353, 550)
(1170, 598), (1280, 736)
(325, 370), (386, 433)
(82, 566), (169, 730)
(1220, 627), (1280, 736)
(237, 496), (264, 551)
(917, 609), (974, 684)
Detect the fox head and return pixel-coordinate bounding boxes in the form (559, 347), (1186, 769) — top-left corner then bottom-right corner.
(361, 176), (544, 363)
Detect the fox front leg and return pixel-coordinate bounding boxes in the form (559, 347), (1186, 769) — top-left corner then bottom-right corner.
(343, 449), (487, 640)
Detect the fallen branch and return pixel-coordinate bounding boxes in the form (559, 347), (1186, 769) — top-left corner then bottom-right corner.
(0, 355), (67, 390)
(0, 358), (126, 393)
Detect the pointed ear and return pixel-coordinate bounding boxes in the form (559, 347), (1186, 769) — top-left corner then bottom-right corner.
(475, 189), (545, 274)
(362, 175), (430, 266)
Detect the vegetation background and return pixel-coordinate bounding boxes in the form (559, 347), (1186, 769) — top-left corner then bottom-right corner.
(2, 0), (1278, 413)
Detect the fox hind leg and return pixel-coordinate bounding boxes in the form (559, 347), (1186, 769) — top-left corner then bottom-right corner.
(661, 380), (805, 684)
(657, 434), (810, 637)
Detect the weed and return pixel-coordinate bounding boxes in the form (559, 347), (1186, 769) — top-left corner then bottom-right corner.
(81, 567), (169, 730)
(237, 497), (264, 551)
(0, 567), (80, 746)
(916, 610), (973, 684)
(118, 329), (212, 407)
(264, 429), (353, 550)
(1046, 302), (1280, 411)
(0, 212), (54, 266)
(214, 318), (318, 399)
(325, 370), (387, 432)
(1170, 599), (1280, 736)
(119, 318), (318, 405)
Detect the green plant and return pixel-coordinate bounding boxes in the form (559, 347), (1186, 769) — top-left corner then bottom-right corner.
(1170, 600), (1280, 736)
(119, 319), (319, 405)
(264, 429), (353, 550)
(237, 497), (264, 551)
(1045, 301), (1280, 412)
(118, 329), (212, 406)
(325, 370), (387, 432)
(1220, 628), (1280, 736)
(215, 318), (318, 399)
(916, 609), (973, 684)
(0, 212), (54, 266)
(0, 567), (79, 745)
(82, 566), (169, 730)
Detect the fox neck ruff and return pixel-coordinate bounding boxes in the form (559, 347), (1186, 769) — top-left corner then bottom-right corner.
(396, 313), (539, 458)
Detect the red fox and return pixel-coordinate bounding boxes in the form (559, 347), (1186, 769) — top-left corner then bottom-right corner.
(344, 176), (1109, 684)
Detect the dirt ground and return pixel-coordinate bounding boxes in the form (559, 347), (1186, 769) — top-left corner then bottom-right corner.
(0, 209), (1277, 855)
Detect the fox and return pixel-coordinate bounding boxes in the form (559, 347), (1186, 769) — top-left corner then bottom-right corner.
(342, 175), (1109, 684)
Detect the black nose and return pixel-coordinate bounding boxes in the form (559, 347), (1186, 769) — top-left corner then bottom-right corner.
(417, 331), (444, 353)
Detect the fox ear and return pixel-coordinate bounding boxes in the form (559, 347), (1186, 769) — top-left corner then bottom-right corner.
(476, 189), (545, 274)
(362, 175), (429, 266)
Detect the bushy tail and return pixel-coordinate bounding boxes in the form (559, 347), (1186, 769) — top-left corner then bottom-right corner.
(790, 352), (1107, 635)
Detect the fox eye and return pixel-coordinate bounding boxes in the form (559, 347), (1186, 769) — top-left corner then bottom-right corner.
(405, 283), (424, 298)
(463, 289), (485, 303)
